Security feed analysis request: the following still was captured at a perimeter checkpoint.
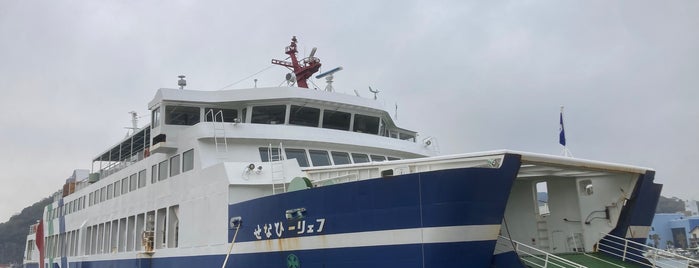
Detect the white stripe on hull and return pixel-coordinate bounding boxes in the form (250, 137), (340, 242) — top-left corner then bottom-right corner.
(234, 224), (501, 254)
(58, 224), (500, 263)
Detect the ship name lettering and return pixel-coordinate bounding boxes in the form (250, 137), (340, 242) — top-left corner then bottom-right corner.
(253, 218), (325, 240)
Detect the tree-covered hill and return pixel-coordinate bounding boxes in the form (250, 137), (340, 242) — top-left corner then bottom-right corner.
(656, 196), (685, 214)
(0, 197), (51, 265)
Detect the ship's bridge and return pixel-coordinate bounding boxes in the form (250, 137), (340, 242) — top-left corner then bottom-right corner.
(147, 87), (416, 141)
(146, 87), (428, 155)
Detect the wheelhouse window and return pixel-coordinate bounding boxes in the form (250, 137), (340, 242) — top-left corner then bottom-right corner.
(259, 147), (268, 162)
(400, 133), (415, 142)
(353, 114), (380, 134)
(322, 110), (351, 130)
(205, 108), (238, 122)
(309, 150), (331, 166)
(151, 107), (160, 128)
(285, 148), (309, 167)
(289, 105), (320, 127)
(370, 155), (387, 162)
(331, 151), (351, 165)
(182, 149), (194, 172)
(251, 105), (286, 124)
(351, 153), (370, 163)
(259, 147), (282, 162)
(165, 106), (200, 126)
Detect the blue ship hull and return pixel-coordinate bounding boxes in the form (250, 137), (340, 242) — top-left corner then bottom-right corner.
(44, 154), (523, 268)
(223, 154), (522, 267)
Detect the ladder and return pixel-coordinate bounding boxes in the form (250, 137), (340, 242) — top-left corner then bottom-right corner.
(536, 219), (551, 251)
(206, 109), (228, 152)
(268, 143), (286, 194)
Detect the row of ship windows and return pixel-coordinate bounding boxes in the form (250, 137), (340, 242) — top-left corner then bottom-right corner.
(46, 150), (194, 220)
(259, 147), (400, 167)
(33, 205), (179, 259)
(153, 105), (416, 141)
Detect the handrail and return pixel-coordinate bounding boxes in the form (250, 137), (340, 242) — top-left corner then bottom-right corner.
(206, 109), (228, 152)
(498, 236), (587, 268)
(598, 232), (699, 268)
(313, 173), (359, 186)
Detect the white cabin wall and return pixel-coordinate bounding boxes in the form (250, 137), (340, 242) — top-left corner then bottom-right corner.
(543, 178), (583, 253)
(170, 160), (232, 248)
(502, 180), (539, 247)
(228, 185), (274, 207)
(577, 173), (637, 251)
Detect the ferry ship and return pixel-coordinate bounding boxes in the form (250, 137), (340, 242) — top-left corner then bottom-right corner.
(23, 37), (661, 268)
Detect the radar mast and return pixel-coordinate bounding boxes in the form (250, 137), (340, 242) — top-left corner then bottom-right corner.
(271, 36), (322, 88)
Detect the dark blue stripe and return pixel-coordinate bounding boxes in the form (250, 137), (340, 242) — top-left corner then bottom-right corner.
(62, 241), (496, 268)
(228, 154), (521, 243)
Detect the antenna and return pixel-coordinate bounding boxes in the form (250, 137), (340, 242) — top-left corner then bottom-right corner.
(353, 89), (361, 97)
(368, 86), (380, 100)
(178, 75), (186, 89)
(125, 111), (139, 135)
(394, 103), (398, 121)
(315, 66), (343, 92)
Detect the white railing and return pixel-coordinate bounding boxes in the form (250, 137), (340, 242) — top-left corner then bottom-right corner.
(312, 173), (359, 186)
(498, 236), (588, 268)
(598, 232), (698, 268)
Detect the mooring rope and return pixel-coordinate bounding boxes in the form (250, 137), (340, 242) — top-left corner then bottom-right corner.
(221, 226), (240, 268)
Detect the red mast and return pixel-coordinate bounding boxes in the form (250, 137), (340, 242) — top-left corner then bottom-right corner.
(271, 36), (321, 88)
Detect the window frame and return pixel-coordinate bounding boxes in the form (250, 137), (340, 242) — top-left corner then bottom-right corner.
(138, 169), (147, 188)
(321, 110), (351, 131)
(251, 105), (287, 124)
(308, 150), (331, 167)
(353, 114), (380, 134)
(158, 160), (169, 181)
(351, 153), (370, 164)
(165, 106), (201, 126)
(182, 149), (194, 172)
(170, 155), (181, 177)
(285, 148), (310, 167)
(289, 105), (320, 127)
(330, 151), (351, 165)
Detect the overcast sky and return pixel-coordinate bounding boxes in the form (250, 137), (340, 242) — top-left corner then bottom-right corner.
(1, 1), (697, 223)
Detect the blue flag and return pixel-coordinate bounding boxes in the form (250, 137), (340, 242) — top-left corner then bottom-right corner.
(559, 112), (566, 146)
